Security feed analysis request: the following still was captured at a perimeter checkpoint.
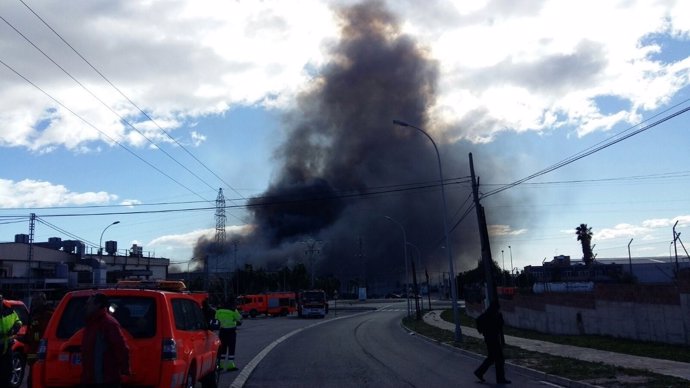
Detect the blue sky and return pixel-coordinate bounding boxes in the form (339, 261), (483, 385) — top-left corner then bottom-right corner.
(1, 0), (689, 275)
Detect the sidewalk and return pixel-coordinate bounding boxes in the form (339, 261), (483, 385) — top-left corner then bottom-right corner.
(423, 310), (690, 382)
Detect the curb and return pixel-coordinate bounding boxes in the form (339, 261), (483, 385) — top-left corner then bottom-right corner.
(400, 320), (603, 388)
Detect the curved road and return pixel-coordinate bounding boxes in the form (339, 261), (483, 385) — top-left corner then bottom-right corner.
(235, 305), (552, 388)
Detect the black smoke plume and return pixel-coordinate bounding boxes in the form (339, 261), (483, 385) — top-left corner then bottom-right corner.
(195, 1), (490, 293)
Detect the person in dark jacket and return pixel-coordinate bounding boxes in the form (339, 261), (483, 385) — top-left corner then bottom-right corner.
(474, 301), (511, 384)
(81, 293), (130, 388)
(202, 298), (217, 327)
(27, 292), (54, 388)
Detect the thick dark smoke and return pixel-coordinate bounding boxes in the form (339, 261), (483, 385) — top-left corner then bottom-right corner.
(195, 1), (490, 293)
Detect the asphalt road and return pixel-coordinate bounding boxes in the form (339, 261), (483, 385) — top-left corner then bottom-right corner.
(233, 303), (554, 388)
(21, 299), (562, 388)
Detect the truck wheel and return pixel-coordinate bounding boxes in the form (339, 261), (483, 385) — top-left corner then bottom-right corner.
(250, 309), (257, 318)
(8, 352), (25, 388)
(200, 359), (220, 388)
(280, 308), (288, 316)
(184, 370), (195, 388)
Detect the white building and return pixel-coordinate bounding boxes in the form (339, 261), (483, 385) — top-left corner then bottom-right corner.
(0, 234), (170, 301)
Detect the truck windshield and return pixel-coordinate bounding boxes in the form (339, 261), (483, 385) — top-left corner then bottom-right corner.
(301, 292), (324, 302)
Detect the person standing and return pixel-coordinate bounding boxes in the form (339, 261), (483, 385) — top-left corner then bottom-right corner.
(215, 297), (242, 371)
(0, 294), (22, 386)
(202, 298), (217, 326)
(474, 301), (511, 384)
(81, 293), (130, 388)
(26, 292), (54, 388)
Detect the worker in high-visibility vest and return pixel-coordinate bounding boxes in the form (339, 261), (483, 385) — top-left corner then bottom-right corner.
(215, 297), (242, 371)
(0, 294), (22, 386)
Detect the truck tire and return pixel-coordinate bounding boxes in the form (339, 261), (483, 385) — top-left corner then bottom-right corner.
(250, 309), (257, 318)
(8, 351), (25, 388)
(200, 359), (220, 388)
(184, 370), (195, 388)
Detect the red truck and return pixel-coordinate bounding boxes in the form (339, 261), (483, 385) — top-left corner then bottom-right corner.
(297, 290), (328, 318)
(236, 292), (296, 318)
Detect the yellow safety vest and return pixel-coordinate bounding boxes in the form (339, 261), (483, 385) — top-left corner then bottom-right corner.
(215, 308), (242, 329)
(0, 307), (21, 354)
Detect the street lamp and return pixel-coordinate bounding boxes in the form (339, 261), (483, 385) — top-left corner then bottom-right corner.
(508, 245), (514, 281)
(392, 119), (462, 342)
(501, 249), (505, 285)
(385, 215), (410, 318)
(406, 241), (424, 313)
(99, 221), (120, 255)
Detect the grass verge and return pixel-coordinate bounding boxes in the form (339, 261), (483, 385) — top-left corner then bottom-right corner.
(439, 310), (690, 363)
(403, 315), (690, 388)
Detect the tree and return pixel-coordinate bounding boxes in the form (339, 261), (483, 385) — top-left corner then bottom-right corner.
(576, 223), (594, 265)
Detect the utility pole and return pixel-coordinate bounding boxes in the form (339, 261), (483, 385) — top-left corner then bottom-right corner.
(628, 238), (634, 277)
(673, 221), (679, 272)
(355, 236), (366, 290)
(501, 249), (505, 285)
(470, 153), (497, 305)
(233, 241), (239, 295)
(411, 258), (421, 320)
(304, 239), (321, 288)
(27, 213), (36, 300)
(508, 245), (514, 285)
(215, 188), (226, 245)
(204, 254), (210, 291)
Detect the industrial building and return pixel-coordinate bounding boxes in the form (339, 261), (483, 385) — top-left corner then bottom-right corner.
(0, 233), (170, 301)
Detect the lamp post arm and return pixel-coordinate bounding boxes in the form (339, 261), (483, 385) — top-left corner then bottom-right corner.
(99, 221), (120, 255)
(392, 119), (461, 341)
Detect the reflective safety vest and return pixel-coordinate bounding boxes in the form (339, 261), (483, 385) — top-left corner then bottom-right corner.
(0, 306), (21, 354)
(215, 308), (242, 329)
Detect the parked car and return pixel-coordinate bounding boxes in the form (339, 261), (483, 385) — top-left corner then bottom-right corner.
(6, 299), (29, 388)
(32, 280), (221, 388)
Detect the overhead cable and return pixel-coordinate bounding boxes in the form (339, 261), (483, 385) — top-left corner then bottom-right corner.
(17, 0), (246, 200)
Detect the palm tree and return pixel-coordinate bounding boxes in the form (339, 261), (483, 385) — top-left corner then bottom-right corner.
(575, 224), (594, 265)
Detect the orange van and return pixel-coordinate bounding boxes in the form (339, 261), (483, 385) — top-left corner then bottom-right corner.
(31, 281), (221, 388)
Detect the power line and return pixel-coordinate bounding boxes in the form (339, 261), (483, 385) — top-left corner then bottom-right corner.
(0, 13), (219, 197)
(480, 170), (690, 188)
(28, 177), (470, 218)
(0, 57), (209, 202)
(481, 103), (690, 199)
(36, 217), (98, 247)
(0, 176), (470, 212)
(17, 0), (246, 200)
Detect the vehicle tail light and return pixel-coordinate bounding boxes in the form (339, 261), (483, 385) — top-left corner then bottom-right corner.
(37, 339), (47, 360)
(162, 338), (177, 360)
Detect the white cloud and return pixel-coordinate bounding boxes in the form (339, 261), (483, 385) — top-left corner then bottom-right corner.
(120, 199), (142, 207)
(0, 0), (688, 151)
(147, 224), (253, 259)
(642, 215), (690, 229)
(596, 223), (650, 240)
(148, 228), (215, 250)
(488, 224), (527, 237)
(0, 178), (117, 207)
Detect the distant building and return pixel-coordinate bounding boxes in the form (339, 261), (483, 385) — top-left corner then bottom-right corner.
(0, 234), (170, 300)
(524, 255), (690, 285)
(525, 255), (625, 283)
(597, 257), (690, 283)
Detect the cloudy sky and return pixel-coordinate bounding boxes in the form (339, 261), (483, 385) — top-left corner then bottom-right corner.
(1, 0), (689, 276)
